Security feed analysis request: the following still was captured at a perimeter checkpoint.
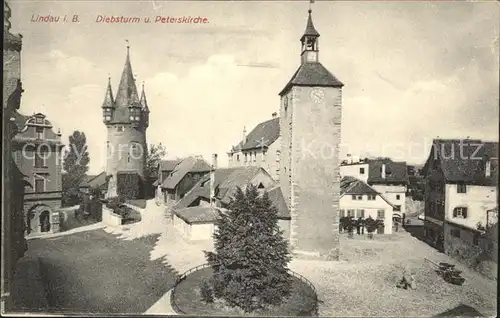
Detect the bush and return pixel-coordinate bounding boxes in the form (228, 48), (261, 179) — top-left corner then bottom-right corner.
(117, 172), (143, 200)
(106, 196), (126, 210)
(199, 279), (214, 303)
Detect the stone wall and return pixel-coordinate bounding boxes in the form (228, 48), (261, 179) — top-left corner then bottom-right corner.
(102, 206), (123, 227)
(444, 222), (497, 280)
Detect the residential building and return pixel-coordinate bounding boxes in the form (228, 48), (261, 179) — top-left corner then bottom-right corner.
(172, 163), (290, 241)
(152, 159), (181, 196)
(340, 158), (408, 216)
(422, 139), (498, 259)
(227, 113), (281, 181)
(79, 172), (108, 196)
(339, 176), (394, 234)
(2, 1), (29, 309)
(102, 45), (149, 199)
(158, 156), (211, 206)
(12, 111), (65, 237)
(279, 8), (343, 260)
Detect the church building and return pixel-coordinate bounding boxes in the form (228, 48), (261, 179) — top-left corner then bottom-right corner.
(279, 8), (344, 260)
(102, 45), (150, 199)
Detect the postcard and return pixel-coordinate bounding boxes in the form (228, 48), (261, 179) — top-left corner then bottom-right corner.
(2, 0), (498, 316)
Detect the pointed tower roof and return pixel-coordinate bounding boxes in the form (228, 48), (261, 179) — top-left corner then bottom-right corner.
(300, 9), (320, 41)
(101, 77), (115, 108)
(115, 44), (141, 108)
(140, 82), (150, 113)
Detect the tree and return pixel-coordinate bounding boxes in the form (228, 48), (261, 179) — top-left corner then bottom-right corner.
(62, 131), (90, 206)
(205, 185), (292, 312)
(364, 216), (384, 239)
(145, 143), (167, 181)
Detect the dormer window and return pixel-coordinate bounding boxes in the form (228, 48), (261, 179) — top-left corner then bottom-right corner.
(35, 116), (43, 124)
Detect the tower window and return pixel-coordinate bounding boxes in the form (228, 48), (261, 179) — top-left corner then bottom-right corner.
(117, 126), (124, 132)
(105, 116), (111, 121)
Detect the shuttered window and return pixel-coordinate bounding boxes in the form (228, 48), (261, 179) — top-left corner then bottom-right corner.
(357, 209), (365, 218)
(347, 209), (355, 217)
(377, 209), (385, 219)
(452, 207), (468, 218)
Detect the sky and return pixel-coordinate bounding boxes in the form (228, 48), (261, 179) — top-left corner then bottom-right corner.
(9, 0), (500, 174)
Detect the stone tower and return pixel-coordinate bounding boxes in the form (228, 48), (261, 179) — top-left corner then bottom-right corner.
(279, 9), (343, 260)
(102, 45), (149, 197)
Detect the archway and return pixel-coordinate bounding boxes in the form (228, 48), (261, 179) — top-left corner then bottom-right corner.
(40, 211), (51, 232)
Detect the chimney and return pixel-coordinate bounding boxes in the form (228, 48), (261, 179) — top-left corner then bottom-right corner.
(381, 163), (386, 179)
(272, 112), (277, 118)
(242, 126), (247, 143)
(485, 160), (491, 177)
(210, 154), (218, 207)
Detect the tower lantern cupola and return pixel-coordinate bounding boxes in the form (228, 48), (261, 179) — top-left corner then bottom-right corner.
(300, 9), (320, 64)
(102, 76), (115, 123)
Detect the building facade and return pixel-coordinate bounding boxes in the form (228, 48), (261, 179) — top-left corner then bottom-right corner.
(227, 113), (281, 181)
(2, 1), (30, 311)
(423, 139), (498, 259)
(12, 112), (64, 237)
(279, 9), (343, 259)
(339, 177), (394, 235)
(102, 45), (149, 198)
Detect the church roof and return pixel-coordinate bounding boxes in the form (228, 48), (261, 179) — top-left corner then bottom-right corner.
(114, 47), (141, 108)
(101, 77), (115, 108)
(301, 10), (320, 40)
(279, 62), (344, 96)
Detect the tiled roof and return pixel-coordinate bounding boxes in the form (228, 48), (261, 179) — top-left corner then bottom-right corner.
(367, 159), (409, 185)
(101, 78), (115, 108)
(174, 206), (222, 224)
(424, 139), (498, 186)
(174, 167), (290, 218)
(161, 156), (211, 189)
(114, 49), (141, 108)
(80, 172), (108, 189)
(340, 176), (394, 208)
(340, 176), (378, 195)
(238, 118), (280, 151)
(159, 159), (182, 172)
(279, 62), (344, 96)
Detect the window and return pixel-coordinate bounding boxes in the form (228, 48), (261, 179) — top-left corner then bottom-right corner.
(105, 116), (111, 121)
(377, 209), (385, 219)
(367, 195), (376, 201)
(35, 117), (43, 124)
(257, 182), (265, 189)
(452, 207), (468, 218)
(245, 153), (248, 162)
(253, 152), (257, 162)
(451, 228), (460, 238)
(357, 195), (363, 200)
(35, 127), (44, 139)
(357, 209), (365, 218)
(34, 176), (45, 192)
(393, 205), (401, 212)
(360, 168), (365, 174)
(236, 155), (240, 162)
(347, 209), (355, 217)
(117, 126), (124, 132)
(34, 153), (44, 168)
(339, 209), (345, 218)
(457, 184), (467, 193)
(396, 194), (401, 200)
(352, 195), (357, 200)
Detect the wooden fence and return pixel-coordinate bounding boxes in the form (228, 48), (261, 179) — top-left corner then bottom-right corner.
(169, 263), (319, 315)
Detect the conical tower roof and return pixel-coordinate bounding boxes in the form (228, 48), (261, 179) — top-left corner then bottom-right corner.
(140, 82), (150, 113)
(101, 77), (115, 108)
(301, 9), (320, 40)
(115, 45), (140, 108)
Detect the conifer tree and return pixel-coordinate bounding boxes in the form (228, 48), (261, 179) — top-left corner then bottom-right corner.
(205, 184), (292, 312)
(62, 131), (90, 206)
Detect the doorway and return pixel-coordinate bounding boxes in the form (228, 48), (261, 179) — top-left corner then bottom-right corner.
(40, 211), (51, 232)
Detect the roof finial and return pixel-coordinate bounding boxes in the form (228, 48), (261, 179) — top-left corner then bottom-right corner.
(142, 80), (145, 90)
(308, 0), (314, 12)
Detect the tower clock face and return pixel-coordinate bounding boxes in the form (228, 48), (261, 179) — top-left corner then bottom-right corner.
(310, 88), (325, 104)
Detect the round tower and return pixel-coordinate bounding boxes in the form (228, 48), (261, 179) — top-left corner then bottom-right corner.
(101, 44), (149, 197)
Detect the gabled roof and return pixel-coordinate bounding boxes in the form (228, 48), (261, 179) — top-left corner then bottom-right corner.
(367, 159), (409, 185)
(159, 159), (182, 172)
(340, 176), (395, 208)
(279, 62), (344, 96)
(422, 139), (498, 186)
(161, 156), (211, 189)
(114, 48), (140, 108)
(235, 118), (280, 151)
(174, 206), (222, 224)
(174, 167), (289, 219)
(80, 172), (108, 189)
